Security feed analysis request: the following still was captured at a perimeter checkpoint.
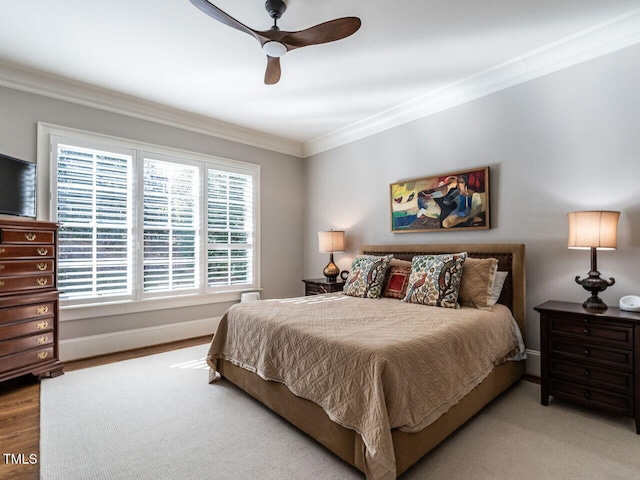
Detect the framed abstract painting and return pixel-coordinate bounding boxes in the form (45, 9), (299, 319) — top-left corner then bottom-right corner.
(390, 166), (490, 233)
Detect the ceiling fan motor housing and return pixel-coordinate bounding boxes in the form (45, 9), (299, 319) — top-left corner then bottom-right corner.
(265, 0), (286, 19)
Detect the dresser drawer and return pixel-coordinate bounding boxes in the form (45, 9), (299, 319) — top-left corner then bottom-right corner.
(0, 333), (53, 356)
(1, 229), (54, 245)
(550, 379), (633, 416)
(0, 274), (55, 294)
(0, 245), (55, 259)
(0, 316), (54, 341)
(0, 346), (55, 375)
(0, 259), (54, 276)
(0, 302), (55, 326)
(550, 339), (633, 370)
(550, 359), (633, 395)
(549, 316), (633, 348)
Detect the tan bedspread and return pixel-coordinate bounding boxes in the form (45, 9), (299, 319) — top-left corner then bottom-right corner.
(207, 293), (522, 480)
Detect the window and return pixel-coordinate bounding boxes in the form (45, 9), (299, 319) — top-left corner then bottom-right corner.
(48, 129), (259, 308)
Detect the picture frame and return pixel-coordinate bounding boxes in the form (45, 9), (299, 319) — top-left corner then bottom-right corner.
(390, 166), (490, 233)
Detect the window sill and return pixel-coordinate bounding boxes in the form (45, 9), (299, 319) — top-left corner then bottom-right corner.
(60, 289), (261, 322)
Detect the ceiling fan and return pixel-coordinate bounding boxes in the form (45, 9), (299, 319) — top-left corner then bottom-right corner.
(189, 0), (361, 85)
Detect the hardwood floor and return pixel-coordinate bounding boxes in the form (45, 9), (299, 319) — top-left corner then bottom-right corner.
(0, 336), (211, 480)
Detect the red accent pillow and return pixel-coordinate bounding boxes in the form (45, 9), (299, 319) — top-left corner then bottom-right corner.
(382, 266), (411, 299)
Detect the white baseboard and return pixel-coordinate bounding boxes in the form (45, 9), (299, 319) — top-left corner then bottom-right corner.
(59, 317), (220, 362)
(525, 349), (541, 378)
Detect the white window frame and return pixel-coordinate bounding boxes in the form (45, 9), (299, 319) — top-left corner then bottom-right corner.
(37, 123), (261, 319)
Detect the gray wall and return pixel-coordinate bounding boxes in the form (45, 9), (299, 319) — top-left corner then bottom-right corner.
(304, 43), (640, 360)
(0, 85), (305, 343)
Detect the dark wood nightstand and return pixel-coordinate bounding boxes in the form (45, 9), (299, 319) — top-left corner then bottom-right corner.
(535, 300), (640, 434)
(302, 278), (345, 296)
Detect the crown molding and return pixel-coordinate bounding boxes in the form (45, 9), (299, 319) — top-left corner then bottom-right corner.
(0, 60), (304, 158)
(302, 8), (640, 157)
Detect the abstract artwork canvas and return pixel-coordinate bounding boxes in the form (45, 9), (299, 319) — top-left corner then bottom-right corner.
(390, 167), (490, 232)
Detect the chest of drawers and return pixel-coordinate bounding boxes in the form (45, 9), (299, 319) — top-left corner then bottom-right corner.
(0, 218), (64, 382)
(536, 300), (639, 433)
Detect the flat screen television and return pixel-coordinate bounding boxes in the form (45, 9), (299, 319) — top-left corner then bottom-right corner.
(0, 153), (37, 218)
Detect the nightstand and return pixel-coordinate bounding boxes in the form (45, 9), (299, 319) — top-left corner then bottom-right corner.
(535, 300), (640, 434)
(302, 278), (344, 296)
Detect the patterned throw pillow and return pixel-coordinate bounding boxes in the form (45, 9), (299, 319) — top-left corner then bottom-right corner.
(458, 257), (499, 311)
(344, 255), (393, 299)
(382, 258), (412, 299)
(403, 253), (467, 308)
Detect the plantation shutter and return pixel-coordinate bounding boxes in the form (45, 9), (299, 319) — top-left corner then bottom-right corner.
(207, 168), (254, 288)
(142, 157), (200, 294)
(55, 143), (132, 301)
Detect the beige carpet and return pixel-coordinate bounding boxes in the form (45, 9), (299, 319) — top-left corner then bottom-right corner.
(41, 345), (640, 479)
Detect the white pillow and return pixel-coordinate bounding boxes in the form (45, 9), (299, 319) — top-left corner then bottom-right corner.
(488, 271), (508, 306)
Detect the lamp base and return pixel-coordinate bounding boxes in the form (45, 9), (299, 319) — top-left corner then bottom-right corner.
(582, 294), (608, 311)
(323, 253), (339, 281)
(575, 270), (614, 312)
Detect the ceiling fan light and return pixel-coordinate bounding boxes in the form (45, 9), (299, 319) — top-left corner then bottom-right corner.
(262, 41), (287, 58)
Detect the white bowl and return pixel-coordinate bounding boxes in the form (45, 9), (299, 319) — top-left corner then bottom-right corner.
(619, 295), (640, 312)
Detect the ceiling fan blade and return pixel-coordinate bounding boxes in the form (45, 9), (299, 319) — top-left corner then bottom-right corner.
(280, 17), (361, 49)
(264, 56), (282, 85)
(189, 0), (265, 43)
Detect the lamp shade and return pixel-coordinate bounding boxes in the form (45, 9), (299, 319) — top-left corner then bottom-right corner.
(318, 230), (345, 253)
(567, 211), (620, 250)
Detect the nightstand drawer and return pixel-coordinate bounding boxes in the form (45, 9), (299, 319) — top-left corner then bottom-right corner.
(306, 283), (330, 295)
(550, 316), (633, 348)
(550, 379), (633, 416)
(551, 339), (633, 370)
(550, 359), (633, 395)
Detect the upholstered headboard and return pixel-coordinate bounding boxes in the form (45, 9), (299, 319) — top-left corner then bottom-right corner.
(360, 244), (526, 336)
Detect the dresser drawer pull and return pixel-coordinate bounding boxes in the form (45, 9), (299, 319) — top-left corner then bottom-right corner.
(37, 336), (48, 345)
(0, 264), (4, 270)
(36, 263), (48, 271)
(0, 280), (3, 287)
(584, 348), (591, 357)
(584, 391), (591, 399)
(37, 351), (48, 360)
(37, 321), (49, 330)
(583, 328), (590, 335)
(37, 248), (49, 256)
(36, 277), (48, 286)
(584, 370), (591, 378)
(37, 306), (49, 315)
(0, 248), (4, 254)
(25, 232), (37, 241)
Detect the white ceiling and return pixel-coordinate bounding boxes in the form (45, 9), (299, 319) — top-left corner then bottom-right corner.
(1, 1), (640, 156)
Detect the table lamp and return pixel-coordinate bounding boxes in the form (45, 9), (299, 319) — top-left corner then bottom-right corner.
(318, 230), (345, 281)
(568, 210), (620, 310)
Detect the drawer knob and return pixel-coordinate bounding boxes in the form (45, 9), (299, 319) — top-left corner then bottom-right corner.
(36, 277), (48, 286)
(584, 349), (591, 357)
(36, 306), (49, 315)
(0, 248), (4, 254)
(25, 232), (37, 241)
(37, 336), (48, 345)
(584, 370), (591, 378)
(584, 391), (592, 399)
(37, 351), (48, 360)
(583, 328), (590, 335)
(37, 248), (48, 256)
(37, 321), (49, 330)
(36, 263), (48, 271)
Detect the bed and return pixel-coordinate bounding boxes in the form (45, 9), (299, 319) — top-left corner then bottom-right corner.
(207, 243), (526, 479)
